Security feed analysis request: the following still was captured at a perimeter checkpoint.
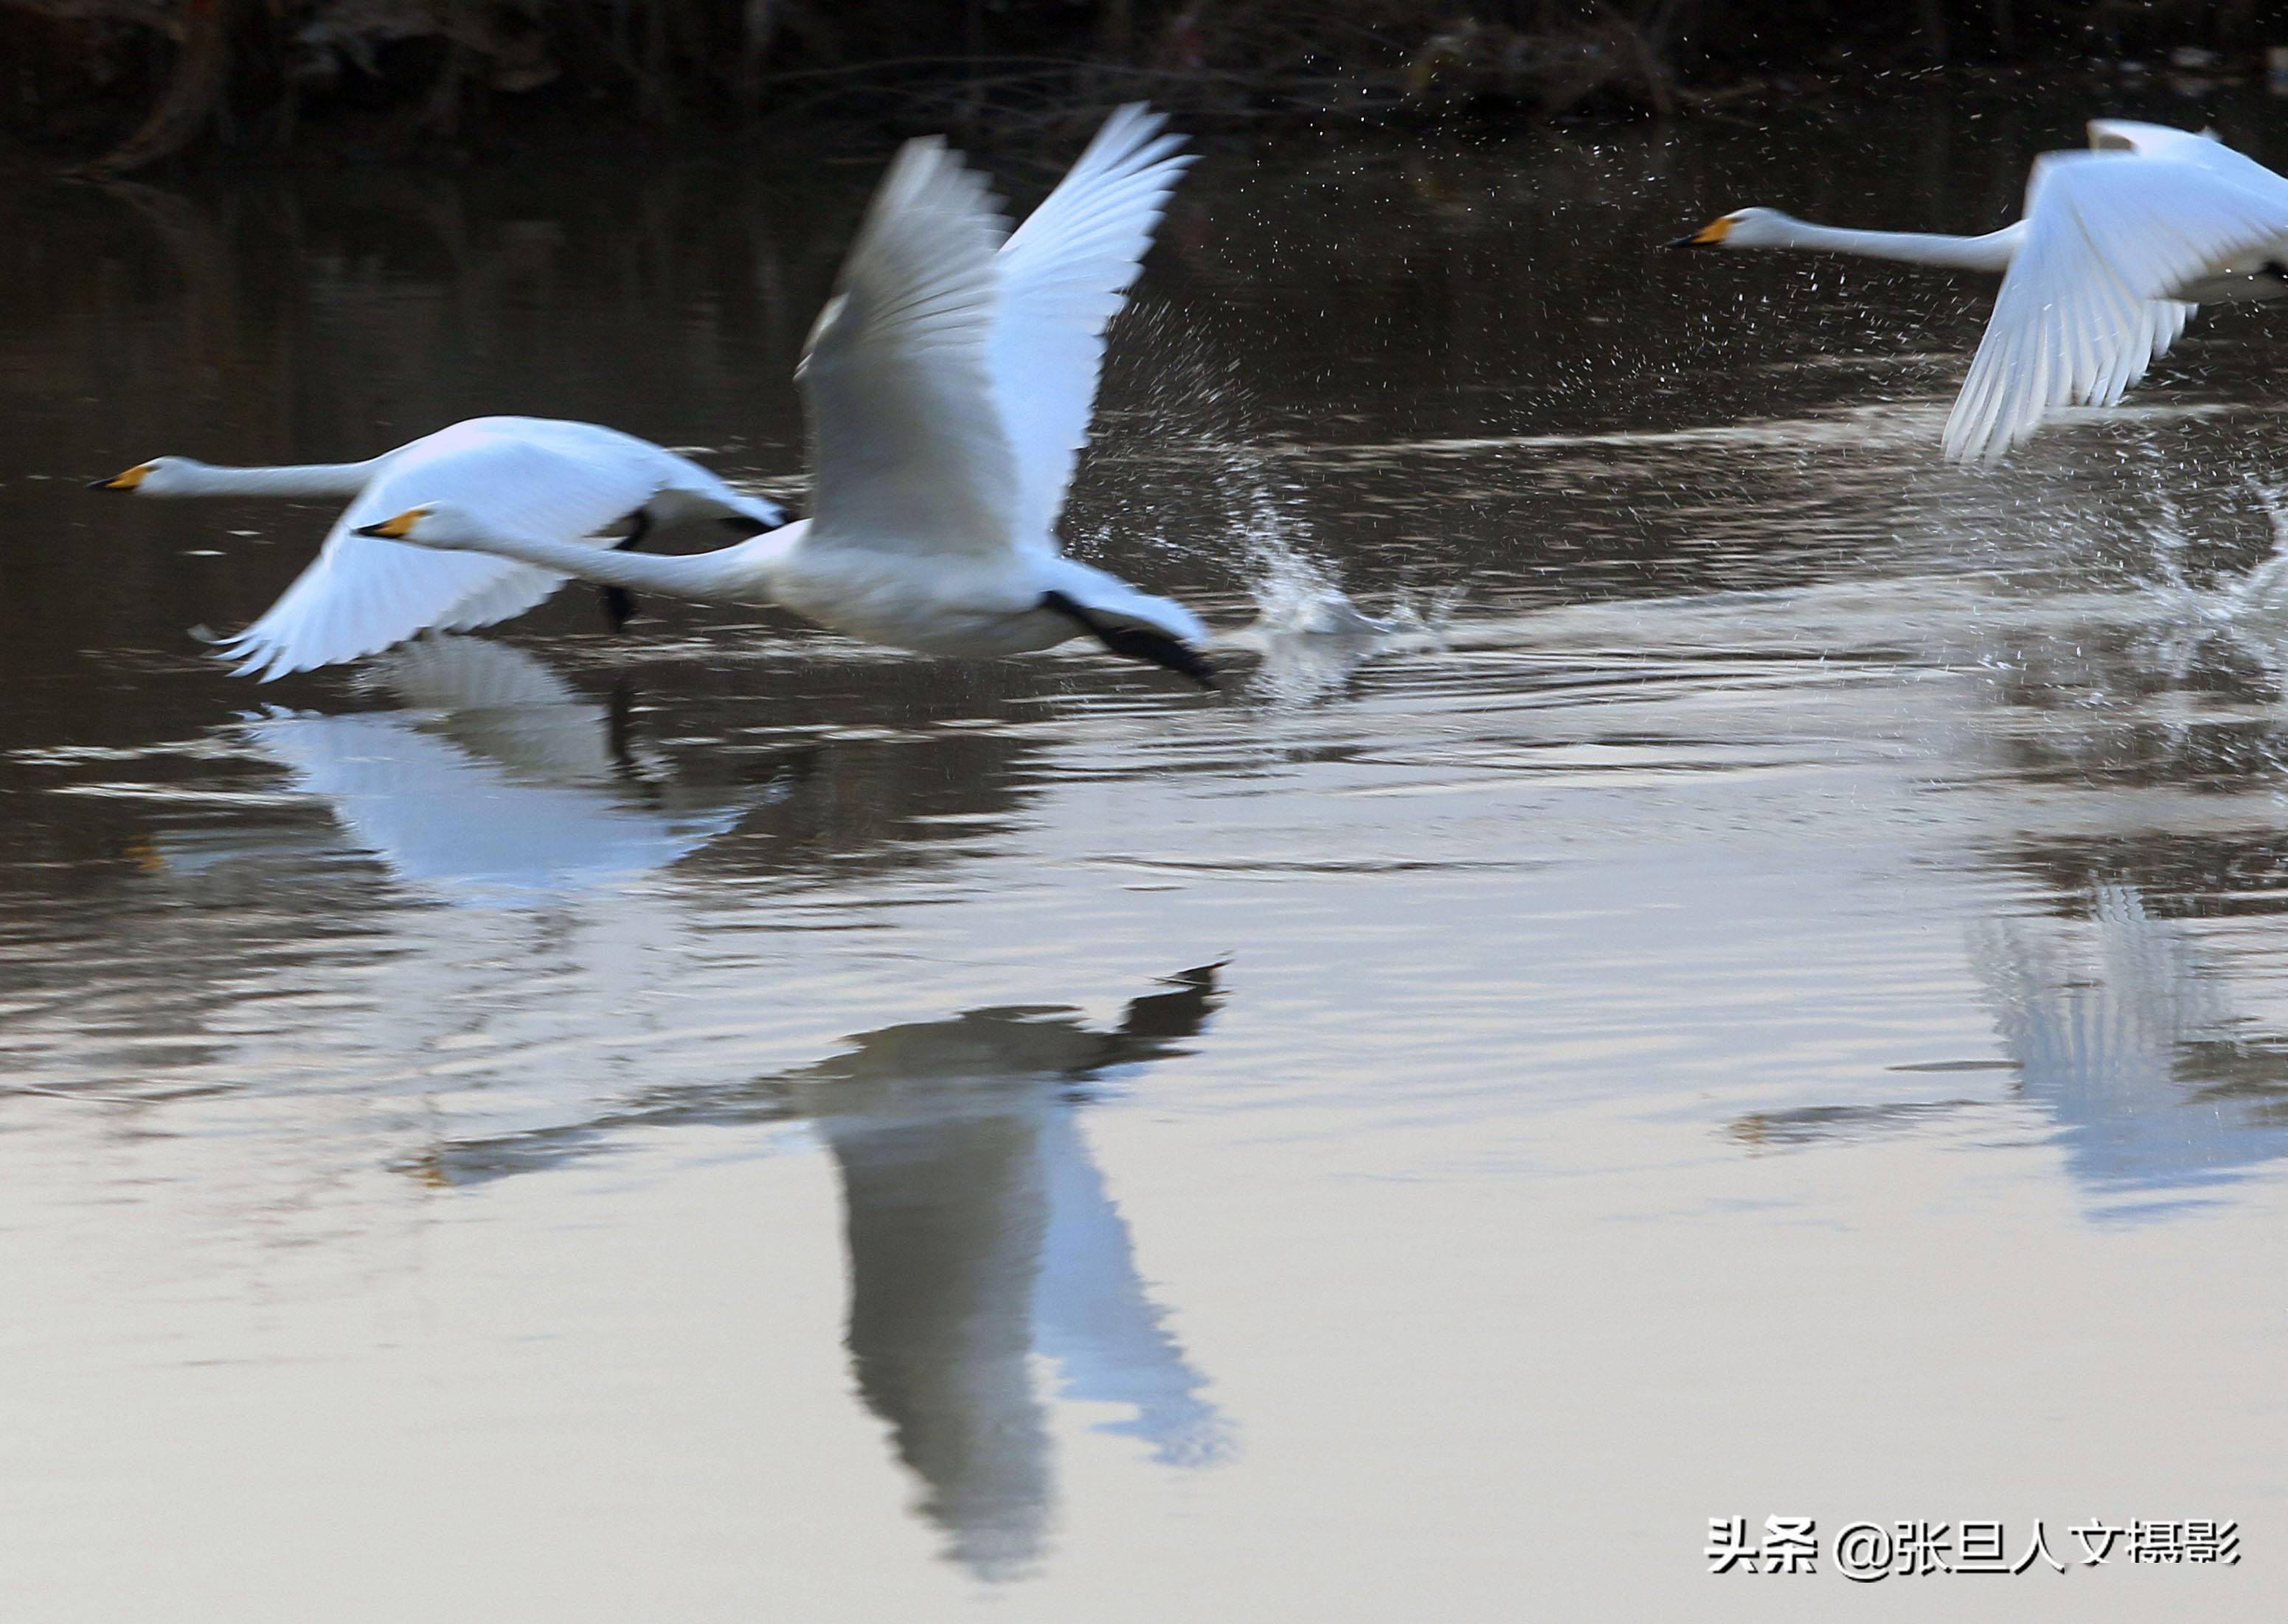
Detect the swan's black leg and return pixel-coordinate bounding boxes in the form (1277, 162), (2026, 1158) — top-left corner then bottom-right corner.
(606, 681), (639, 775)
(1041, 590), (1218, 690)
(600, 509), (651, 632)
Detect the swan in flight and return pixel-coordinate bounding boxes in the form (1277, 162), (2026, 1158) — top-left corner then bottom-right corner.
(91, 416), (784, 679)
(353, 106), (1217, 690)
(1670, 119), (2288, 463)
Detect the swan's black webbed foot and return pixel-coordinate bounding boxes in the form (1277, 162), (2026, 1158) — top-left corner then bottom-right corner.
(1041, 590), (1218, 690)
(600, 508), (651, 631)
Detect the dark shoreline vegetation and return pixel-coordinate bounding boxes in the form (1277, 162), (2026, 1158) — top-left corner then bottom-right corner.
(3, 1), (2287, 172)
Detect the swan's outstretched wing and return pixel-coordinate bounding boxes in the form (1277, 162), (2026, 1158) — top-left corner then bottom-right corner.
(993, 105), (1191, 553)
(221, 420), (774, 679)
(1943, 150), (2288, 464)
(2085, 120), (2288, 226)
(799, 138), (1020, 559)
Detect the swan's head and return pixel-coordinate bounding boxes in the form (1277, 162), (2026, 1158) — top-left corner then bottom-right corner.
(1665, 207), (1795, 250)
(352, 504), (482, 549)
(89, 456), (199, 495)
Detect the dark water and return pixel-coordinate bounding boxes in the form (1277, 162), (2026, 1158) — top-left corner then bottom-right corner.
(5, 83), (2288, 1619)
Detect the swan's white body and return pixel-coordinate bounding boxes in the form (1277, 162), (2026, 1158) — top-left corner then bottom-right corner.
(96, 416), (783, 678)
(363, 107), (1210, 681)
(1677, 119), (2288, 463)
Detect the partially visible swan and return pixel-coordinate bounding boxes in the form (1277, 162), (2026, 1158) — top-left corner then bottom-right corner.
(354, 106), (1217, 690)
(1670, 119), (2288, 463)
(91, 416), (784, 679)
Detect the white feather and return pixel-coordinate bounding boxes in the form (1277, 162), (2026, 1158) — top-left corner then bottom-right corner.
(1944, 151), (2288, 463)
(800, 139), (1019, 560)
(992, 104), (1193, 552)
(197, 416), (780, 679)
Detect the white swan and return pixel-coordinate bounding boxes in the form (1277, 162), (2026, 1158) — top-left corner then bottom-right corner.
(91, 415), (785, 679)
(353, 106), (1217, 689)
(1671, 119), (2288, 463)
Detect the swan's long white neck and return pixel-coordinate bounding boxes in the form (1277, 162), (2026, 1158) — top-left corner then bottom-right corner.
(162, 459), (384, 498)
(1753, 216), (2023, 273)
(417, 521), (792, 600)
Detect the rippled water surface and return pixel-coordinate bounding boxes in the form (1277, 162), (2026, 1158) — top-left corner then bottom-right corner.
(9, 84), (2288, 1620)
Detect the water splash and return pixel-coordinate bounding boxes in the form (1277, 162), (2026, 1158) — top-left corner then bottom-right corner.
(1218, 457), (1455, 701)
(2135, 481), (2288, 687)
(1100, 302), (1452, 700)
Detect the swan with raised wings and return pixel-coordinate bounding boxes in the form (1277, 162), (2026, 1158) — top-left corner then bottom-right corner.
(1670, 119), (2288, 463)
(91, 416), (784, 679)
(353, 106), (1216, 689)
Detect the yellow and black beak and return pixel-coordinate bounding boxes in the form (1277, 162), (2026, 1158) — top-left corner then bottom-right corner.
(89, 463), (153, 492)
(353, 508), (424, 540)
(1664, 217), (1735, 250)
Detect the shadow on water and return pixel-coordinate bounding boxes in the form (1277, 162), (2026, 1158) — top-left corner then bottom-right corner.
(429, 963), (1235, 1580)
(0, 632), (1053, 1103)
(153, 637), (792, 901)
(1698, 564), (2288, 1210)
(1733, 880), (2288, 1218)
(0, 628), (1237, 1575)
(4, 628), (1238, 1583)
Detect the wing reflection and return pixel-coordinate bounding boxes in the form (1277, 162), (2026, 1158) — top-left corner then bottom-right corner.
(157, 637), (780, 901)
(1972, 882), (2288, 1206)
(1735, 882), (2288, 1213)
(427, 964), (1234, 1579)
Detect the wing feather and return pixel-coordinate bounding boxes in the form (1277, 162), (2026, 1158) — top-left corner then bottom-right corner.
(1944, 152), (2288, 464)
(993, 105), (1192, 552)
(799, 138), (1019, 558)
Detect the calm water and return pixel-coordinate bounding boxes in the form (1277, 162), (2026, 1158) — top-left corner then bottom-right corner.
(7, 83), (2288, 1619)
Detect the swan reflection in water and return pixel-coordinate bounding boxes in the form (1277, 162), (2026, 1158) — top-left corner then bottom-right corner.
(430, 962), (1235, 1578)
(157, 636), (784, 900)
(1735, 881), (2288, 1215)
